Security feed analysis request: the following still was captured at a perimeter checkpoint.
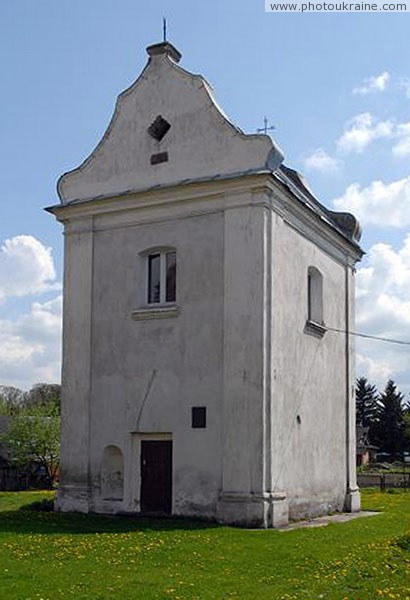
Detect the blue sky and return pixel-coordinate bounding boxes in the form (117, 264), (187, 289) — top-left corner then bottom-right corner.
(0, 2), (409, 394)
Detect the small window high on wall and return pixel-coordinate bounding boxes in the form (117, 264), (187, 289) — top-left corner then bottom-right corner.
(147, 249), (176, 304)
(307, 266), (323, 325)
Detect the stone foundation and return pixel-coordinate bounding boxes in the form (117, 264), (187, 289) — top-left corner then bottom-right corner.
(217, 491), (289, 528)
(344, 487), (361, 512)
(55, 485), (91, 513)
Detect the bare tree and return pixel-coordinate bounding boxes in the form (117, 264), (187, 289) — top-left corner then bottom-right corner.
(25, 383), (61, 413)
(0, 386), (26, 415)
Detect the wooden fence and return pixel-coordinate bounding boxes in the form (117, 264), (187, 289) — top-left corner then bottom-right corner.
(0, 466), (50, 491)
(358, 471), (410, 491)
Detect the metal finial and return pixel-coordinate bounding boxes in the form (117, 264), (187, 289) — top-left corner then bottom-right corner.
(163, 17), (167, 42)
(257, 116), (275, 135)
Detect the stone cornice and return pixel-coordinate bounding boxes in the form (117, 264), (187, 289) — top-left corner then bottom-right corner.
(46, 171), (271, 218)
(264, 178), (363, 265)
(47, 171), (363, 264)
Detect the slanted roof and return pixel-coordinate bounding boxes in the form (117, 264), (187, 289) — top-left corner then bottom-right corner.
(356, 425), (378, 451)
(57, 41), (283, 205)
(277, 165), (362, 247)
(51, 40), (362, 253)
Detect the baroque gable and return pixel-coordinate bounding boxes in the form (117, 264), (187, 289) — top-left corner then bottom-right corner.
(58, 42), (284, 204)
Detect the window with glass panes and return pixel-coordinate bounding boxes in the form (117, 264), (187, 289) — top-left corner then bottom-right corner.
(147, 250), (176, 304)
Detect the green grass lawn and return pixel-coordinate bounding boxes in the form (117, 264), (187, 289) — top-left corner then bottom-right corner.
(0, 490), (409, 599)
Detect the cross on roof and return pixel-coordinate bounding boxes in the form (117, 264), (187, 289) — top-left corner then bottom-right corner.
(257, 116), (275, 135)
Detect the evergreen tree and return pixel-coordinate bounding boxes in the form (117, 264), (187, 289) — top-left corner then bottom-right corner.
(356, 377), (379, 427)
(373, 379), (405, 461)
(404, 402), (410, 454)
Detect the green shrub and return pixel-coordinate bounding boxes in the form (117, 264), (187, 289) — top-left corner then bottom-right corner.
(19, 498), (54, 512)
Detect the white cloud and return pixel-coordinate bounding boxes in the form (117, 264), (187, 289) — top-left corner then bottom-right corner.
(399, 77), (410, 99)
(355, 237), (410, 393)
(353, 71), (390, 95)
(336, 113), (393, 154)
(0, 295), (62, 390)
(333, 175), (410, 228)
(335, 112), (410, 158)
(0, 235), (60, 302)
(392, 121), (410, 157)
(304, 149), (341, 173)
(356, 354), (393, 387)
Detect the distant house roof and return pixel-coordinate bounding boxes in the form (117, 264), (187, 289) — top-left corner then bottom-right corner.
(356, 425), (378, 452)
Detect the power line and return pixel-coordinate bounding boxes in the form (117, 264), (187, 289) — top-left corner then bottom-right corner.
(326, 326), (410, 346)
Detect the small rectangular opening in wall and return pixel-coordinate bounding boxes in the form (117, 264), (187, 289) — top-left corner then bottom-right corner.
(192, 406), (206, 428)
(150, 151), (169, 165)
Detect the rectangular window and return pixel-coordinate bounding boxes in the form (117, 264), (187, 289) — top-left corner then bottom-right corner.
(147, 250), (177, 304)
(307, 273), (313, 321)
(307, 267), (323, 324)
(192, 406), (206, 428)
(148, 253), (161, 303)
(166, 251), (176, 302)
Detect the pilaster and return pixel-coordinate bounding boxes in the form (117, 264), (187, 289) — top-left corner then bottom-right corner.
(55, 216), (94, 513)
(219, 193), (288, 527)
(344, 264), (361, 512)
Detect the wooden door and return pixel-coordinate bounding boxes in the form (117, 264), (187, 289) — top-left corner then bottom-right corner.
(140, 440), (172, 514)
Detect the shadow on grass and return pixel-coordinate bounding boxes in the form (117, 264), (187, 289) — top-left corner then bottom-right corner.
(0, 505), (221, 535)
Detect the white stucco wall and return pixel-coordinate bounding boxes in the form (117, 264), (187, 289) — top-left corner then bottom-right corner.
(51, 41), (361, 526)
(53, 179), (360, 525)
(270, 215), (350, 518)
(88, 209), (225, 517)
